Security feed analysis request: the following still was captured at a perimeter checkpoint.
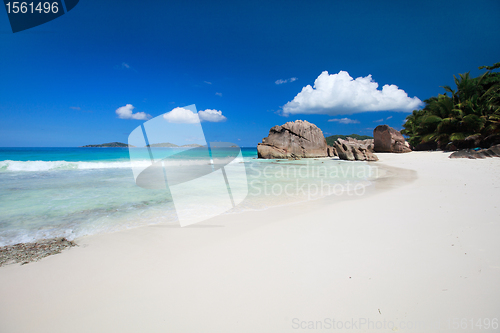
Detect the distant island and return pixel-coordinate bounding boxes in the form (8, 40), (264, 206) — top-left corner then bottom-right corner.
(80, 142), (207, 148)
(146, 143), (206, 148)
(81, 142), (133, 148)
(325, 134), (373, 146)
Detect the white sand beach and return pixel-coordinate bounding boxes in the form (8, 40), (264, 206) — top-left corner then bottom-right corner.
(1, 151), (499, 333)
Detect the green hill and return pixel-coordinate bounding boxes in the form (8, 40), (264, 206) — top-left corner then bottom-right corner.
(325, 134), (373, 146)
(81, 142), (132, 148)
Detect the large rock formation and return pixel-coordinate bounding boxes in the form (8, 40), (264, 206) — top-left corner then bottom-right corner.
(335, 137), (374, 151)
(333, 138), (378, 161)
(449, 144), (500, 159)
(373, 125), (412, 153)
(327, 146), (337, 157)
(444, 133), (500, 151)
(257, 120), (328, 159)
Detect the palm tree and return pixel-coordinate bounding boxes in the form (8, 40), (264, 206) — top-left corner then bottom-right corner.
(401, 109), (426, 147)
(402, 63), (500, 150)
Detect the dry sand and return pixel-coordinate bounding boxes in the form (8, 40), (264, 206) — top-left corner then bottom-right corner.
(0, 151), (499, 332)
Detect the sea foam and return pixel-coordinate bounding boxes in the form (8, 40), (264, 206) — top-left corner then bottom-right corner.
(0, 159), (225, 172)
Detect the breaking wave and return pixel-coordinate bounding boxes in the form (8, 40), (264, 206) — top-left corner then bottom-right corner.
(0, 158), (238, 172)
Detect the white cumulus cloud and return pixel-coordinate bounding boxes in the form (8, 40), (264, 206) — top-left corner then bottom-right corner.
(115, 104), (151, 120)
(198, 109), (227, 122)
(328, 118), (360, 124)
(163, 107), (200, 124)
(282, 71), (422, 116)
(163, 108), (227, 124)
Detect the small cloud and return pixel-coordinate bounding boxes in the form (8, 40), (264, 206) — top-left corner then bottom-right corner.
(386, 116), (393, 120)
(163, 107), (200, 124)
(198, 109), (227, 122)
(215, 92), (222, 97)
(71, 106), (93, 113)
(115, 62), (137, 72)
(282, 71), (422, 115)
(204, 81), (212, 85)
(328, 118), (360, 124)
(275, 77), (298, 85)
(373, 119), (384, 122)
(115, 104), (151, 120)
(162, 108), (227, 124)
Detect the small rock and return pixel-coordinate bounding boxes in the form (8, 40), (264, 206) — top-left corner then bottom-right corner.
(0, 237), (77, 267)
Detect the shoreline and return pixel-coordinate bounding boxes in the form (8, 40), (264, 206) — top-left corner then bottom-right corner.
(0, 157), (411, 254)
(0, 151), (499, 332)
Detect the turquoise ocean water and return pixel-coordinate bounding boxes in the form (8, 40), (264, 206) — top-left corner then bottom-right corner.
(0, 147), (377, 246)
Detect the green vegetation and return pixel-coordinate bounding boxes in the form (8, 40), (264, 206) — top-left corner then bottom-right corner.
(325, 134), (373, 146)
(401, 62), (500, 149)
(81, 142), (132, 147)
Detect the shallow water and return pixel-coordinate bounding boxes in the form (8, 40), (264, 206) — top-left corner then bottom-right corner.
(0, 147), (378, 246)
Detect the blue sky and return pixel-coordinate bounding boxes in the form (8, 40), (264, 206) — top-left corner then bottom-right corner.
(1, 0), (499, 147)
